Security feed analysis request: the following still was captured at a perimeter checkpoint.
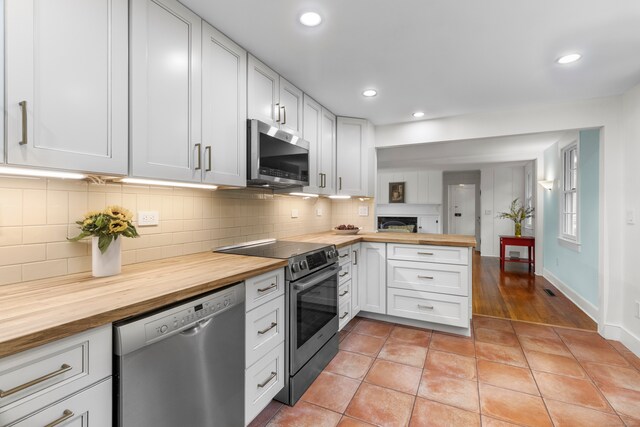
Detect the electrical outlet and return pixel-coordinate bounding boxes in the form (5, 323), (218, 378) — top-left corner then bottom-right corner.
(627, 209), (636, 225)
(316, 208), (323, 216)
(138, 211), (159, 226)
(291, 209), (299, 218)
(359, 206), (369, 216)
(485, 210), (492, 215)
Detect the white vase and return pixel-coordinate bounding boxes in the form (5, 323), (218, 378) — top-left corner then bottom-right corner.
(92, 236), (122, 277)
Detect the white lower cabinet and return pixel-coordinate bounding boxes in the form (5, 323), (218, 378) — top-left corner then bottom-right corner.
(350, 243), (361, 316)
(244, 269), (286, 426)
(358, 242), (386, 314)
(0, 326), (112, 426)
(387, 260), (469, 296)
(387, 288), (469, 328)
(336, 243), (360, 330)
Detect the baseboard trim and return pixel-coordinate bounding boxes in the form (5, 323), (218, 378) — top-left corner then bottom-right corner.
(543, 268), (599, 322)
(602, 323), (640, 357)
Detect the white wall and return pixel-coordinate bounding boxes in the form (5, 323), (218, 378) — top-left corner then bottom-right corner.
(622, 84), (640, 352)
(375, 95), (626, 346)
(480, 166), (525, 257)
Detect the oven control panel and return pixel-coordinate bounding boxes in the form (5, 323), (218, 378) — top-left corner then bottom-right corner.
(288, 245), (338, 281)
(143, 289), (237, 343)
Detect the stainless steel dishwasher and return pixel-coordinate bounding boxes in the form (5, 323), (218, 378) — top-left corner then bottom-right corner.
(114, 282), (245, 427)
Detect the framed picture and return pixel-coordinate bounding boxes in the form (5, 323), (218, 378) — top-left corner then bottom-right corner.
(389, 182), (405, 203)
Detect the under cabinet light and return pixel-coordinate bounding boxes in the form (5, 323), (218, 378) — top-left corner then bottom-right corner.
(120, 178), (218, 190)
(290, 192), (318, 198)
(0, 166), (86, 180)
(538, 180), (554, 191)
(328, 195), (351, 199)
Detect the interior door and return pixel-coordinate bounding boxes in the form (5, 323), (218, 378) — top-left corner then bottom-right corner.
(6, 0), (128, 175)
(130, 0), (202, 182)
(449, 185), (476, 235)
(201, 22), (246, 186)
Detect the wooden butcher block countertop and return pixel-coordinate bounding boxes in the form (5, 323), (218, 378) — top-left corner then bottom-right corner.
(0, 252), (286, 358)
(0, 231), (475, 358)
(285, 231), (477, 248)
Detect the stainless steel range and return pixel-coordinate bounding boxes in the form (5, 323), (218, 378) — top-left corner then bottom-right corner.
(216, 239), (340, 405)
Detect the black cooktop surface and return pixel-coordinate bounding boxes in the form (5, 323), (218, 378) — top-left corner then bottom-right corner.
(216, 240), (330, 259)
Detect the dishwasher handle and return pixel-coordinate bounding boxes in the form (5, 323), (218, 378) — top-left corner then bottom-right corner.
(293, 265), (340, 291)
(180, 318), (214, 336)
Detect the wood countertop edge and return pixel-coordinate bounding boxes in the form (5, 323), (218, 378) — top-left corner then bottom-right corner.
(0, 262), (286, 359)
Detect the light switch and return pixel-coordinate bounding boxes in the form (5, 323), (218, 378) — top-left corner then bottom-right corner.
(316, 208), (323, 216)
(291, 209), (299, 218)
(358, 206), (369, 216)
(484, 210), (492, 215)
(138, 211), (159, 226)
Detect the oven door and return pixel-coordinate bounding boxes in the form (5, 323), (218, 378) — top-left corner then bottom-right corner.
(289, 263), (339, 374)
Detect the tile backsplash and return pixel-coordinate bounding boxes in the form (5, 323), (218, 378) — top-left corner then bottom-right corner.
(0, 176), (374, 286)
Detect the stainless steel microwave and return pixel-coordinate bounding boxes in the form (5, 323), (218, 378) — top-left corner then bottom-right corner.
(247, 119), (310, 188)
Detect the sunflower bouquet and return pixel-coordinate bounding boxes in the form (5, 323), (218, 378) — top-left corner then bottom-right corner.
(69, 206), (139, 253)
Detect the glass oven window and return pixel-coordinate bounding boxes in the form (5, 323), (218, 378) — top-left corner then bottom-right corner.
(259, 133), (309, 182)
(296, 276), (337, 349)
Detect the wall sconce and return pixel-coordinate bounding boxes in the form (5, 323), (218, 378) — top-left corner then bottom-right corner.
(538, 180), (554, 191)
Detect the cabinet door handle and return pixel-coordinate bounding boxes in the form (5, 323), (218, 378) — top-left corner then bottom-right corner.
(205, 146), (212, 172)
(44, 409), (74, 427)
(257, 371), (277, 388)
(257, 283), (277, 293)
(340, 311), (349, 319)
(281, 106), (286, 125)
(258, 322), (277, 335)
(418, 304), (434, 310)
(339, 271), (349, 277)
(275, 103), (280, 123)
(319, 173), (325, 188)
(0, 364), (71, 398)
(339, 177), (342, 190)
(195, 143), (202, 170)
(417, 252), (434, 256)
(353, 250), (358, 265)
(339, 290), (349, 297)
(18, 101), (28, 145)
(418, 275), (434, 280)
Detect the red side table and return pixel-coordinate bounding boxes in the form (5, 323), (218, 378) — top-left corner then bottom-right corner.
(499, 235), (535, 271)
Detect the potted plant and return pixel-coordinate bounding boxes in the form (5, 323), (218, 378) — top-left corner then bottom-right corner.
(497, 198), (534, 237)
(69, 206), (139, 277)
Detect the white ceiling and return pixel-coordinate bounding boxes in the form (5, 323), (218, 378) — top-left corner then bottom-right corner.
(183, 0), (640, 125)
(376, 131), (566, 170)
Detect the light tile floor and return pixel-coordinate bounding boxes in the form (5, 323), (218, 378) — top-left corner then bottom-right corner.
(250, 316), (640, 427)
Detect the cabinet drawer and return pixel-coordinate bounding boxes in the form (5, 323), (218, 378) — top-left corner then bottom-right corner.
(245, 268), (285, 312)
(338, 263), (352, 284)
(339, 280), (351, 307)
(387, 260), (469, 296)
(387, 244), (469, 265)
(387, 288), (469, 328)
(338, 300), (351, 331)
(338, 246), (352, 265)
(0, 326), (111, 412)
(245, 345), (285, 425)
(246, 296), (285, 368)
(1, 378), (112, 427)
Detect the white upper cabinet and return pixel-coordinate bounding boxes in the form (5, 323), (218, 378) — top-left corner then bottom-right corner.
(201, 22), (247, 187)
(248, 55), (280, 127)
(130, 0), (202, 182)
(320, 108), (337, 195)
(278, 77), (303, 138)
(336, 117), (374, 197)
(418, 170), (443, 204)
(247, 55), (303, 138)
(5, 0), (128, 175)
(302, 95), (322, 193)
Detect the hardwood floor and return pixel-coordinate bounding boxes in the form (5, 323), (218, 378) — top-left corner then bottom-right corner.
(472, 251), (597, 330)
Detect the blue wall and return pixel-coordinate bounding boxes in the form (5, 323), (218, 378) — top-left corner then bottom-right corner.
(543, 129), (600, 308)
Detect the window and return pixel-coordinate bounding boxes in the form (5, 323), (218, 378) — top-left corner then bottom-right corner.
(561, 143), (579, 240)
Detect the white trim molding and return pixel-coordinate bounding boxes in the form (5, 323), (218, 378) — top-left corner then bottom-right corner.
(602, 324), (640, 357)
(543, 268), (598, 321)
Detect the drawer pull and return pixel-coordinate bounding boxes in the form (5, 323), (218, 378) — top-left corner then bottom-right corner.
(258, 322), (277, 335)
(353, 250), (358, 265)
(257, 283), (277, 293)
(339, 272), (349, 278)
(44, 409), (74, 427)
(339, 290), (349, 297)
(0, 364), (71, 398)
(339, 311), (349, 319)
(339, 254), (350, 258)
(257, 371), (277, 388)
(418, 275), (434, 280)
(417, 252), (434, 256)
(418, 304), (434, 310)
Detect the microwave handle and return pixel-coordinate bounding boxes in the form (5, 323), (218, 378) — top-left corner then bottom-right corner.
(293, 265), (340, 291)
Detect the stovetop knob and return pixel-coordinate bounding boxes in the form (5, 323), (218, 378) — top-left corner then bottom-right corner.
(300, 260), (309, 270)
(291, 262), (301, 273)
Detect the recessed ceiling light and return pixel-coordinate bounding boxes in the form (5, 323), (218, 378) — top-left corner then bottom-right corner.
(412, 112), (425, 118)
(362, 89), (377, 97)
(557, 53), (582, 64)
(299, 12), (322, 27)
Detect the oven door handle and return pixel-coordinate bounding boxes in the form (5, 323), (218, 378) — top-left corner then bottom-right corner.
(293, 265), (340, 291)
